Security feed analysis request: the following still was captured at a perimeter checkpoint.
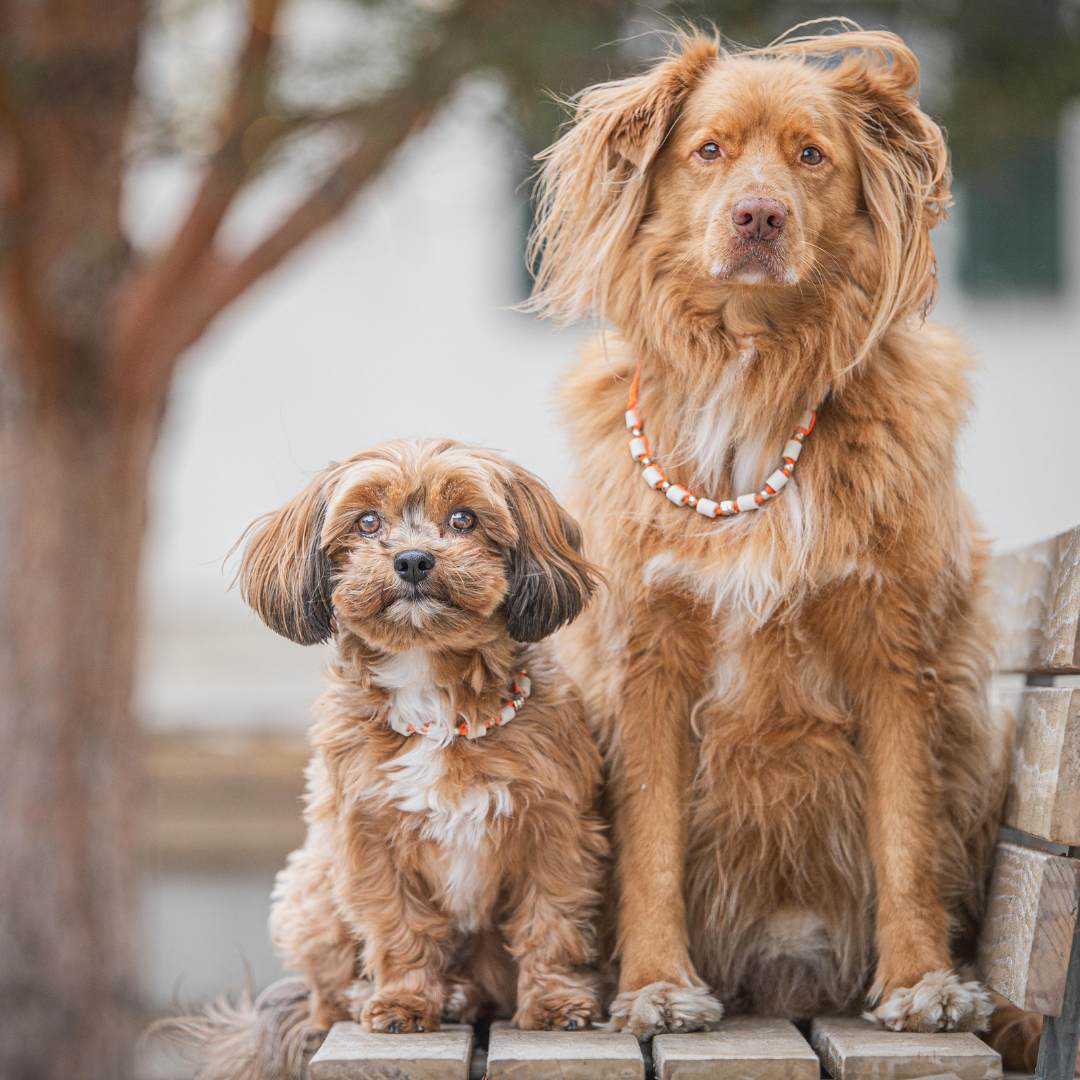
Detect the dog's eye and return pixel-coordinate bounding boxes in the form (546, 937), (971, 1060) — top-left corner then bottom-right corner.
(356, 512), (382, 535)
(799, 146), (824, 166)
(449, 510), (475, 532)
(696, 141), (721, 161)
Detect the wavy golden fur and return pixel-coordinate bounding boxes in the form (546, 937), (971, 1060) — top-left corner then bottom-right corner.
(156, 440), (607, 1078)
(529, 24), (1038, 1064)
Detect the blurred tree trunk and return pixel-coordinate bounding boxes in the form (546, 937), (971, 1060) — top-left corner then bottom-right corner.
(0, 1), (149, 1076)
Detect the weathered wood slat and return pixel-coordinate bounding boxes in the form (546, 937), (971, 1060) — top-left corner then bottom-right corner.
(977, 842), (1080, 1015)
(992, 525), (1080, 674)
(652, 1018), (818, 1080)
(486, 1028), (644, 1080)
(1001, 687), (1080, 845)
(308, 1022), (473, 1080)
(810, 1017), (1002, 1080)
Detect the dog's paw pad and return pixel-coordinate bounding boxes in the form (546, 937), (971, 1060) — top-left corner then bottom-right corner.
(361, 992), (441, 1034)
(606, 982), (723, 1039)
(866, 970), (993, 1033)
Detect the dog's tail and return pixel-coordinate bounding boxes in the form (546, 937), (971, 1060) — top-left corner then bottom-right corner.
(149, 975), (321, 1080)
(982, 991), (1050, 1075)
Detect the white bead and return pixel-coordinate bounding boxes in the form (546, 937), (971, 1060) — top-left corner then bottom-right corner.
(765, 469), (788, 493)
(736, 493), (760, 512)
(515, 675), (531, 698)
(783, 439), (803, 462)
(625, 408), (641, 431)
(666, 484), (689, 505)
(498, 704), (516, 724)
(800, 410), (814, 431)
(695, 498), (719, 517)
(642, 464), (665, 488)
(628, 437), (648, 461)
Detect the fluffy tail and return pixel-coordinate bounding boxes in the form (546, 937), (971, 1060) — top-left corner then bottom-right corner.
(982, 991), (1047, 1074)
(149, 976), (321, 1080)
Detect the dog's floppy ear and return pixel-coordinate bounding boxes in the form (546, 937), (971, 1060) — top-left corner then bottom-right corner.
(237, 473), (336, 645)
(826, 32), (950, 359)
(501, 465), (598, 644)
(527, 32), (717, 323)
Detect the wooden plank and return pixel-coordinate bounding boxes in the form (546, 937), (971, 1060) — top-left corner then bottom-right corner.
(810, 1017), (1001, 1080)
(486, 1029), (644, 1080)
(1003, 688), (1080, 845)
(1036, 896), (1080, 1080)
(977, 842), (1080, 1015)
(653, 1017), (818, 1080)
(992, 525), (1080, 675)
(308, 1021), (472, 1080)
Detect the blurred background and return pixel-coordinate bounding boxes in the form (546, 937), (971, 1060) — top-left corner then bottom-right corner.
(126, 0), (1080, 1073)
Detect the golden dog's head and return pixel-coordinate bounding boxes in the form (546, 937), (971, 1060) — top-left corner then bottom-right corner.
(530, 25), (949, 360)
(238, 440), (597, 653)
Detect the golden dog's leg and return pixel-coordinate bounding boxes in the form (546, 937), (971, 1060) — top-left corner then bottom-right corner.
(606, 599), (723, 1037)
(861, 675), (992, 1032)
(333, 833), (451, 1034)
(503, 813), (605, 1031)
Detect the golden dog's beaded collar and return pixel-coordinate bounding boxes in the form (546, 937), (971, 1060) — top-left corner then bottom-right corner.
(389, 671), (531, 741)
(625, 366), (819, 516)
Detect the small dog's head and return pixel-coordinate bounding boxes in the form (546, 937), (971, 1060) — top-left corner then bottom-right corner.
(530, 26), (949, 358)
(237, 440), (597, 653)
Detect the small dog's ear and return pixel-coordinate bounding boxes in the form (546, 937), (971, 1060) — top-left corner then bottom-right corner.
(827, 32), (950, 356)
(527, 32), (717, 323)
(502, 466), (598, 644)
(237, 474), (336, 646)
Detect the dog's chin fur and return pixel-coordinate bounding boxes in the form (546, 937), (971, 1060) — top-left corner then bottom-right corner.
(528, 24), (1027, 1065)
(153, 440), (607, 1078)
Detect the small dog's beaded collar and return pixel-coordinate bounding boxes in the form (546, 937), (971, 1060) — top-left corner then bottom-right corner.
(387, 671), (531, 742)
(625, 366), (821, 516)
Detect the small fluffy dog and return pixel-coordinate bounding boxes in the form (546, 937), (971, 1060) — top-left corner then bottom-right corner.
(167, 439), (606, 1078)
(528, 23), (1031, 1061)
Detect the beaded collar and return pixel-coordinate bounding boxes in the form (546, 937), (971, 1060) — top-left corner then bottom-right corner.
(624, 365), (820, 517)
(387, 671), (531, 742)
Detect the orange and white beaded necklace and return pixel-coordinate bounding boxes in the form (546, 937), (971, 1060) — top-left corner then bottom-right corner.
(387, 671), (531, 742)
(624, 366), (821, 517)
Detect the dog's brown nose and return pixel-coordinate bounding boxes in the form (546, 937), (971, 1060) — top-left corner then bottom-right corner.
(394, 550), (434, 585)
(731, 197), (787, 241)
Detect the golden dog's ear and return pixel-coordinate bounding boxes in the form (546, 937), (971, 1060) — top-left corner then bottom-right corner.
(826, 32), (950, 359)
(237, 474), (336, 645)
(501, 465), (598, 643)
(527, 32), (717, 323)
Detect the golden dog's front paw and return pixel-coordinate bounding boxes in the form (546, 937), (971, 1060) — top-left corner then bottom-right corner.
(606, 982), (723, 1039)
(866, 970), (993, 1033)
(361, 991), (442, 1034)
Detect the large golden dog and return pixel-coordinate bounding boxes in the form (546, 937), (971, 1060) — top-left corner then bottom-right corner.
(529, 26), (1018, 1047)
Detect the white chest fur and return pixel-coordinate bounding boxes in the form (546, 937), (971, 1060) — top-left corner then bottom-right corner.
(371, 651), (514, 929)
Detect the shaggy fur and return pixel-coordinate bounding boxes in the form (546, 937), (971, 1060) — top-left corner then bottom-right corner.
(528, 23), (1033, 1061)
(158, 440), (607, 1078)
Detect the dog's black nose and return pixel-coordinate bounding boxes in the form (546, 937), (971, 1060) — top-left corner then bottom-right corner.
(731, 197), (787, 241)
(394, 549), (435, 584)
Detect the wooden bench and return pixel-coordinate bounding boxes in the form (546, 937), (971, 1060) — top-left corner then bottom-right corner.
(976, 523), (1080, 1080)
(306, 525), (1080, 1080)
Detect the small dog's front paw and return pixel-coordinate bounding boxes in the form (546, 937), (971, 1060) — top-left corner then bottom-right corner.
(361, 991), (442, 1034)
(606, 982), (723, 1039)
(866, 970), (993, 1033)
(514, 987), (599, 1031)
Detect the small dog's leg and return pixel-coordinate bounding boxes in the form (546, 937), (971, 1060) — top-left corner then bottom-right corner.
(604, 600), (723, 1038)
(333, 836), (450, 1034)
(503, 816), (605, 1032)
(859, 660), (991, 1033)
